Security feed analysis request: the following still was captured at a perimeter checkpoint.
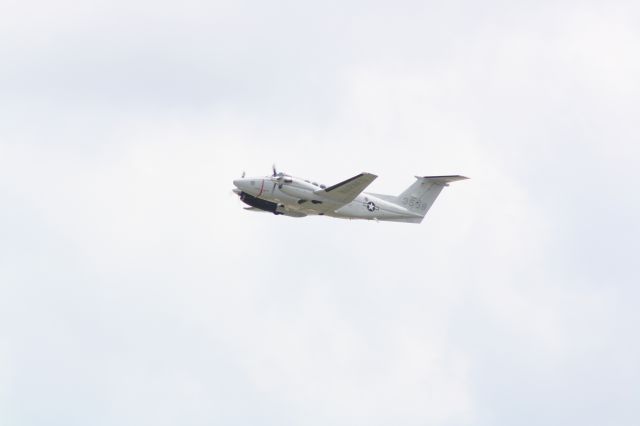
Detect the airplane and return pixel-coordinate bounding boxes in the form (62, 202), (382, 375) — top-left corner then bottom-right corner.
(232, 166), (468, 224)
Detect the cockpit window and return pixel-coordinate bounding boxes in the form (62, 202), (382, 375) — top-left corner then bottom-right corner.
(320, 184), (326, 189)
(284, 177), (293, 183)
(312, 182), (318, 186)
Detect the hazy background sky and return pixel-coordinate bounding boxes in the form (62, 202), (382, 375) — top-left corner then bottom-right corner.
(1, 1), (639, 425)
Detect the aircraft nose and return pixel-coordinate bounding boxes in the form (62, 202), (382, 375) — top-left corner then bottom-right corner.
(233, 179), (250, 192)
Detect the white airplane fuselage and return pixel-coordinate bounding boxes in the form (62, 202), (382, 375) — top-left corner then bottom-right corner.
(232, 172), (467, 223)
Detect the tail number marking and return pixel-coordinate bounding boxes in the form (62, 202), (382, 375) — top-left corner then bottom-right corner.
(402, 197), (428, 211)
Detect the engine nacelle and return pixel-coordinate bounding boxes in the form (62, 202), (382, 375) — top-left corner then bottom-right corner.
(275, 205), (307, 217)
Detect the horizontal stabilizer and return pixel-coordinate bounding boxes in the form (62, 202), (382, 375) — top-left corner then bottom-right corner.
(418, 175), (469, 185)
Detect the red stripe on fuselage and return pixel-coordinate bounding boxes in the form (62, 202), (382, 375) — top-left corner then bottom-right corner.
(257, 179), (265, 197)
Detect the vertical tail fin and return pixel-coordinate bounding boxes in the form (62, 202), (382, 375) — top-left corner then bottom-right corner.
(397, 175), (468, 222)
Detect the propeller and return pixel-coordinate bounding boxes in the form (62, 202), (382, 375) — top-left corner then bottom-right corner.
(270, 164), (277, 192)
(270, 164), (284, 192)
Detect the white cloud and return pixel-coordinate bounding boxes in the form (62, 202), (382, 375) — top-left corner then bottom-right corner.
(1, 1), (640, 425)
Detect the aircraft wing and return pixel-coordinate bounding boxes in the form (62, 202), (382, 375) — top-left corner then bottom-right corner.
(314, 172), (378, 204)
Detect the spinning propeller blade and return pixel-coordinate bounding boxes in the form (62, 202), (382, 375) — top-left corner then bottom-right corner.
(270, 164), (285, 192)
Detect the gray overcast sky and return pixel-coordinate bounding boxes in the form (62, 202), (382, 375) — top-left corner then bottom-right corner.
(1, 1), (639, 425)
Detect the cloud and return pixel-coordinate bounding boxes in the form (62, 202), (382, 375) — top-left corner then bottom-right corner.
(1, 1), (640, 425)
